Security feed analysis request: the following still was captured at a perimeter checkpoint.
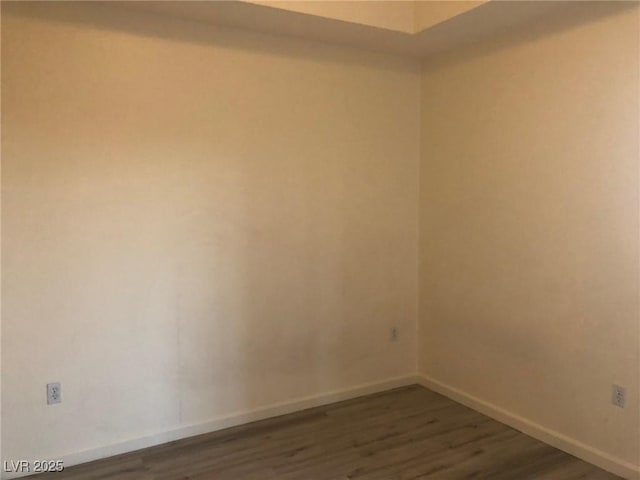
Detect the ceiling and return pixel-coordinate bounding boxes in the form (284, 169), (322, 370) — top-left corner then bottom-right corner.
(121, 1), (574, 58)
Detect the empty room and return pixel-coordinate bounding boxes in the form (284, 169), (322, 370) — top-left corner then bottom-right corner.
(1, 1), (639, 479)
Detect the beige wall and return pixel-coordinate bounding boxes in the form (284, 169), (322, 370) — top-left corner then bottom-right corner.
(1, 1), (420, 465)
(419, 2), (640, 471)
(3, 0), (640, 476)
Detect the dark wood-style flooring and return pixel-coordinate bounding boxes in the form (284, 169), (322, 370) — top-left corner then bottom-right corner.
(27, 385), (621, 479)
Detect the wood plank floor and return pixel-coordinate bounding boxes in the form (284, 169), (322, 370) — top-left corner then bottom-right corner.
(26, 385), (621, 480)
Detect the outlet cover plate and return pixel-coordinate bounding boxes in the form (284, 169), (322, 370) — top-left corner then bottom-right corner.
(612, 384), (626, 408)
(47, 382), (62, 405)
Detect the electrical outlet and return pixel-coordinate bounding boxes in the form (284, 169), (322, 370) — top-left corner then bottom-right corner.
(390, 327), (398, 342)
(47, 382), (62, 405)
(612, 384), (626, 408)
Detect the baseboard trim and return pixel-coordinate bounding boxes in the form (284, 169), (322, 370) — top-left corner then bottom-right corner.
(2, 374), (418, 480)
(417, 374), (640, 480)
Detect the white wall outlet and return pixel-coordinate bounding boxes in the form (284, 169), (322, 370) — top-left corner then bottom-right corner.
(612, 384), (626, 408)
(47, 382), (62, 405)
(390, 327), (398, 342)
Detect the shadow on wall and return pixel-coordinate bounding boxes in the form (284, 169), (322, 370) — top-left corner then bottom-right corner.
(168, 122), (359, 421)
(422, 1), (639, 71)
(0, 1), (418, 73)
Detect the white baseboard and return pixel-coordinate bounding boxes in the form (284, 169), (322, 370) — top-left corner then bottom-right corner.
(417, 374), (640, 480)
(8, 374), (635, 480)
(2, 374), (418, 480)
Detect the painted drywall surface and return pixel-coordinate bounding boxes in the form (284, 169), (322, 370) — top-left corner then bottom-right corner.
(248, 1), (416, 33)
(419, 3), (640, 467)
(1, 1), (420, 464)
